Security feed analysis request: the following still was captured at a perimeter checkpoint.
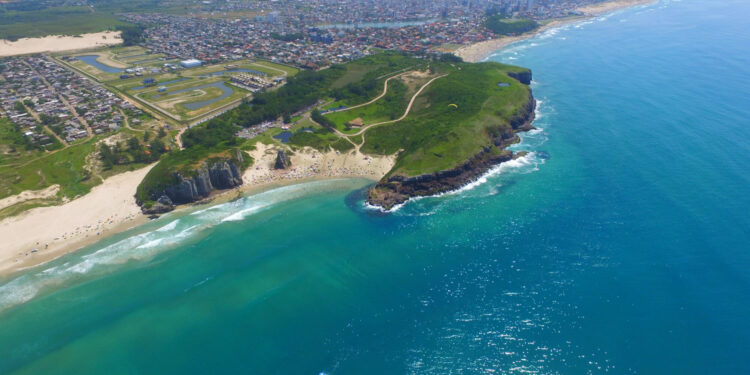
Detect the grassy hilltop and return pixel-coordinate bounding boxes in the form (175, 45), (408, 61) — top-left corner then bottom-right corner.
(136, 52), (533, 208)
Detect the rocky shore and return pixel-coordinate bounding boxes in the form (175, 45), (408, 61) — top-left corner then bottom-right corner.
(141, 151), (245, 214)
(367, 72), (536, 210)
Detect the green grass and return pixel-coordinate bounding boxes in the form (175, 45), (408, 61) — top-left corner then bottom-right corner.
(324, 79), (409, 133)
(361, 62), (531, 176)
(0, 137), (98, 200)
(251, 60), (299, 77)
(288, 128), (340, 151)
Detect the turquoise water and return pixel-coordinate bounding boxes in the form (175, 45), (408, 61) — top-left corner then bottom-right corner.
(76, 55), (123, 73)
(2, 0), (750, 373)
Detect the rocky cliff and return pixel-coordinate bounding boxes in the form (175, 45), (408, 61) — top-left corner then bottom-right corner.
(367, 78), (536, 210)
(508, 71), (533, 85)
(142, 151), (244, 214)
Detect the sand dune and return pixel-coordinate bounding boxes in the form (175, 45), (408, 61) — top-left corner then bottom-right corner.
(0, 165), (152, 276)
(0, 31), (122, 57)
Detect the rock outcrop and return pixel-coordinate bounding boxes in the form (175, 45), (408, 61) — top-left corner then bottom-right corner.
(142, 151), (244, 214)
(508, 70), (532, 85)
(367, 90), (536, 211)
(274, 150), (291, 169)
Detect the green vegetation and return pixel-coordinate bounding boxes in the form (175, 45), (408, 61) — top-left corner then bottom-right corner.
(138, 52), (532, 207)
(0, 137), (95, 200)
(362, 62), (530, 176)
(99, 134), (167, 169)
(484, 16), (539, 36)
(117, 25), (146, 46)
(135, 121), (243, 205)
(325, 79), (409, 131)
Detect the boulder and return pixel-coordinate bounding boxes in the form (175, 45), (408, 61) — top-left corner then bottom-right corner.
(274, 150), (292, 169)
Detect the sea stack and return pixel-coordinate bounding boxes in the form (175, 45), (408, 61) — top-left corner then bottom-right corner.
(274, 150), (292, 169)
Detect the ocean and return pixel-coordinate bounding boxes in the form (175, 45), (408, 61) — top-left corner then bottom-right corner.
(1, 0), (749, 373)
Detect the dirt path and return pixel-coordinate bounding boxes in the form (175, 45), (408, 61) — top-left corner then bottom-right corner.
(118, 108), (143, 133)
(338, 74), (448, 137)
(327, 72), (409, 114)
(252, 62), (288, 77)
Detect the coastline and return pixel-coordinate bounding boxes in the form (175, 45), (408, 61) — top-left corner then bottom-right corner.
(453, 0), (657, 63)
(0, 31), (123, 58)
(0, 0), (654, 278)
(0, 165), (153, 277)
(0, 143), (394, 278)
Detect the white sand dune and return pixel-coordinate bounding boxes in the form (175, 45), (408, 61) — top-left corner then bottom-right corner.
(0, 31), (122, 57)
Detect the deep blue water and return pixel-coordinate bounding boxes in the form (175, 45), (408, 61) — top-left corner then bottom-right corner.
(76, 55), (123, 73)
(1, 0), (749, 373)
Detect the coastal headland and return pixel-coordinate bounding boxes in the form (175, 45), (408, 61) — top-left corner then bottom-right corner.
(0, 0), (657, 277)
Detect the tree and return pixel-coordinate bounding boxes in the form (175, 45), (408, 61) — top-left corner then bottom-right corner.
(143, 131), (151, 142)
(117, 25), (145, 46)
(157, 127), (167, 138)
(149, 139), (166, 154)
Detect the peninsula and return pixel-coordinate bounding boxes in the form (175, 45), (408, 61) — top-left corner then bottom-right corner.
(134, 52), (535, 212)
(0, 0), (652, 275)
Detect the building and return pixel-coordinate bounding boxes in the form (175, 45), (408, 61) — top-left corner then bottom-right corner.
(180, 59), (203, 68)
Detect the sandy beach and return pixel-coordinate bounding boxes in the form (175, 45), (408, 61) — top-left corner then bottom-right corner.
(0, 31), (122, 57)
(0, 165), (152, 276)
(242, 143), (395, 187)
(454, 0), (656, 62)
(0, 144), (394, 277)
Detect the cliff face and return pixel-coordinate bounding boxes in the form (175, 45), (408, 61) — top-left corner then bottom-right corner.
(143, 152), (244, 214)
(508, 71), (533, 85)
(367, 73), (536, 210)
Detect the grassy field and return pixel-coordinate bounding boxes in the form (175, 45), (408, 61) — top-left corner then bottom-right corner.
(324, 79), (409, 133)
(136, 52), (534, 208)
(361, 62), (531, 176)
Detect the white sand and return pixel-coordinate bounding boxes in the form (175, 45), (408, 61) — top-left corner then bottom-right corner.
(0, 144), (395, 276)
(0, 165), (152, 275)
(242, 142), (395, 187)
(0, 31), (122, 57)
(0, 184), (59, 211)
(454, 0), (656, 63)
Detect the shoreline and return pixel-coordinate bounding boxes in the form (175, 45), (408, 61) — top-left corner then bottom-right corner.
(0, 143), (394, 278)
(453, 0), (657, 63)
(0, 0), (654, 278)
(0, 166), (153, 278)
(0, 31), (123, 58)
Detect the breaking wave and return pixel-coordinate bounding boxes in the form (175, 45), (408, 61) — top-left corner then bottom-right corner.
(0, 180), (355, 312)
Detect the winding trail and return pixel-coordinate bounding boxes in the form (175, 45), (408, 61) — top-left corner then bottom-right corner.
(335, 74), (448, 138)
(326, 72), (409, 114)
(118, 108), (143, 133)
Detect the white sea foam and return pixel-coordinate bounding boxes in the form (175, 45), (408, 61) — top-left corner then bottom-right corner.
(367, 152), (544, 213)
(0, 180), (354, 312)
